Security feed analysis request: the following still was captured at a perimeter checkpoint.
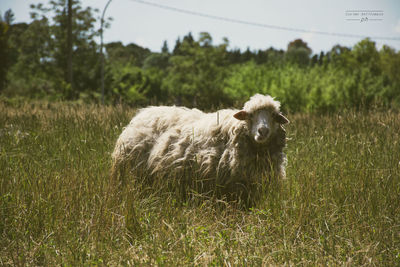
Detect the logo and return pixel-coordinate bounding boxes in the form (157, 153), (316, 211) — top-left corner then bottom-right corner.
(345, 10), (384, 23)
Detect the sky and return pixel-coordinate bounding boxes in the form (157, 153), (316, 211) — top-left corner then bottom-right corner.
(1, 0), (400, 54)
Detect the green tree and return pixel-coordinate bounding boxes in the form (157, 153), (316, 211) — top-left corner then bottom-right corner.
(7, 22), (28, 70)
(108, 62), (165, 105)
(0, 9), (14, 92)
(106, 42), (151, 67)
(6, 16), (55, 97)
(255, 47), (285, 65)
(28, 0), (102, 99)
(143, 53), (169, 70)
(352, 38), (380, 75)
(161, 40), (169, 53)
(328, 44), (353, 69)
(285, 39), (312, 66)
(162, 32), (229, 108)
(224, 61), (269, 102)
(379, 45), (400, 106)
(110, 64), (147, 104)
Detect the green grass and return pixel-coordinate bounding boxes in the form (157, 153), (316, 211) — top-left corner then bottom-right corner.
(1, 101), (399, 266)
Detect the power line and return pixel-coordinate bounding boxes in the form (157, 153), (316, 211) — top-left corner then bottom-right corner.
(128, 0), (400, 41)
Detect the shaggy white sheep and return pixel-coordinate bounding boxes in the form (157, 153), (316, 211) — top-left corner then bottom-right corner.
(111, 94), (289, 202)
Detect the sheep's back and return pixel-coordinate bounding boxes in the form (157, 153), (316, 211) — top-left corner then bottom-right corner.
(112, 106), (204, 162)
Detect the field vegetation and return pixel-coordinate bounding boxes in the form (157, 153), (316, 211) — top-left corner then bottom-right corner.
(1, 101), (399, 265)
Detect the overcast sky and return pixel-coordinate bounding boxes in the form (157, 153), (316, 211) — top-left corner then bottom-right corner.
(1, 0), (400, 54)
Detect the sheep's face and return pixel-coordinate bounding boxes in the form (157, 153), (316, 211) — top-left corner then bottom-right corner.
(234, 109), (289, 143)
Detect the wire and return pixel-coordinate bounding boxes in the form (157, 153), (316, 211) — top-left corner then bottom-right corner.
(128, 0), (400, 41)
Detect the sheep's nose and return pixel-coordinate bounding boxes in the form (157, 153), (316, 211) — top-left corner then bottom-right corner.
(258, 127), (269, 137)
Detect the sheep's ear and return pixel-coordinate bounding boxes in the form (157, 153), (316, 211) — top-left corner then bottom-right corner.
(233, 110), (248, 120)
(274, 113), (289, 124)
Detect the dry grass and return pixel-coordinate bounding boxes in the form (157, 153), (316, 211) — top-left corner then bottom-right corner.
(1, 101), (399, 266)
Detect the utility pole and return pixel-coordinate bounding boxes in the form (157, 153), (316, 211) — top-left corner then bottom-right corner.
(67, 0), (73, 89)
(100, 0), (113, 105)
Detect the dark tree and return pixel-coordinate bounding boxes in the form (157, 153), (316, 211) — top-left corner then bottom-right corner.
(161, 40), (169, 54)
(285, 39), (312, 66)
(0, 9), (14, 92)
(67, 0), (73, 87)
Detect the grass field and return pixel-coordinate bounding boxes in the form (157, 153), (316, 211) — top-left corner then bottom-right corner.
(1, 101), (399, 266)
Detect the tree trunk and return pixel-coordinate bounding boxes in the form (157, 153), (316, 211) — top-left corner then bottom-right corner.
(67, 0), (73, 88)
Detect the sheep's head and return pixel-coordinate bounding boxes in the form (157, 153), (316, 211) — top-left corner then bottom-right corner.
(233, 94), (289, 144)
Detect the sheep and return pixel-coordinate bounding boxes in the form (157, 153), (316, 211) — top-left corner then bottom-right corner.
(111, 94), (289, 204)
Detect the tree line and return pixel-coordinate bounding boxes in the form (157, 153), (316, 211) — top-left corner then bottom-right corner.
(1, 0), (399, 112)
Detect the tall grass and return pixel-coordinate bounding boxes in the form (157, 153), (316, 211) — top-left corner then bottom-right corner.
(1, 101), (399, 265)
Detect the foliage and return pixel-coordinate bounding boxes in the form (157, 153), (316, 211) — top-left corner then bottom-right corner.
(285, 38), (312, 66)
(0, 10), (14, 92)
(106, 41), (151, 67)
(224, 39), (400, 112)
(3, 0), (101, 100)
(108, 64), (150, 105)
(1, 101), (399, 265)
(1, 1), (400, 112)
(162, 32), (230, 108)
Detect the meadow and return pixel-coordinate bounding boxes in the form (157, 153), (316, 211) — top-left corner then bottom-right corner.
(0, 101), (399, 266)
